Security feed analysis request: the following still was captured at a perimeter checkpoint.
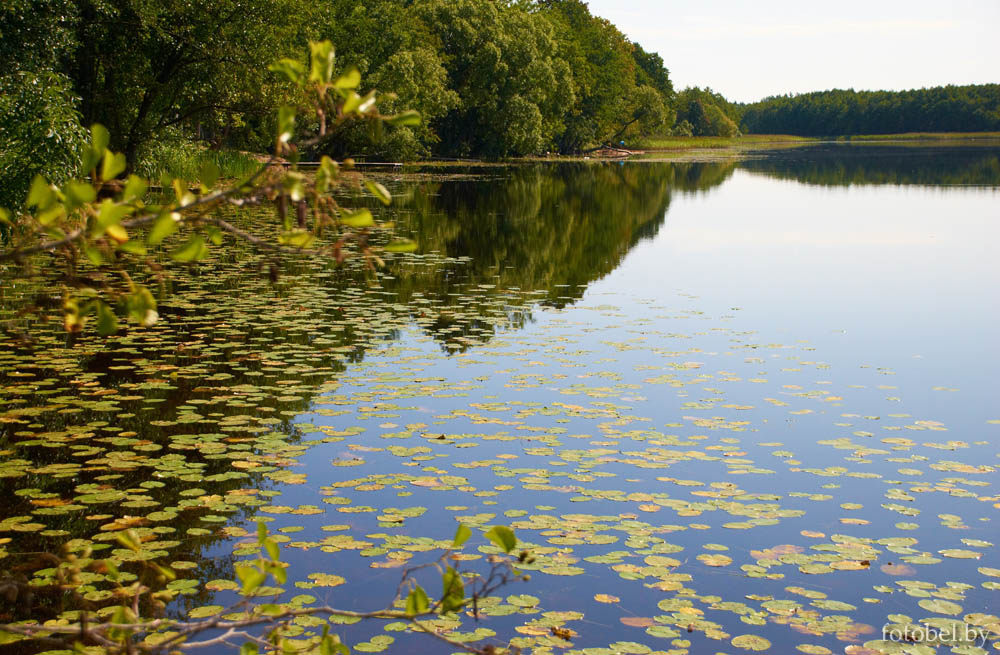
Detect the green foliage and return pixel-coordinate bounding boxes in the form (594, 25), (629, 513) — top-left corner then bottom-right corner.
(673, 87), (743, 137)
(1, 40), (416, 335)
(361, 48), (459, 159)
(485, 525), (517, 553)
(541, 0), (639, 150)
(410, 0), (574, 157)
(317, 0), (674, 157)
(0, 70), (87, 211)
(135, 131), (261, 183)
(0, 0), (79, 72)
(741, 85), (1000, 136)
(0, 519), (525, 654)
(1, 0), (677, 166)
(69, 0), (319, 162)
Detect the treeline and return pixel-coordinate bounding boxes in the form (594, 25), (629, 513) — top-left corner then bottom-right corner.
(0, 0), (677, 184)
(740, 85), (1000, 136)
(291, 0), (678, 159)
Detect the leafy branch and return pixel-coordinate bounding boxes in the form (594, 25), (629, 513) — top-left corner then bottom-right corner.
(0, 522), (530, 655)
(0, 40), (421, 337)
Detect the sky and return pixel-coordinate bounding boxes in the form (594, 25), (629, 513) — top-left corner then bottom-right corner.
(583, 0), (1000, 103)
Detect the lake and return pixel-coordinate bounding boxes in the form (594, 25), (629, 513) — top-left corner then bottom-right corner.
(1, 144), (998, 654)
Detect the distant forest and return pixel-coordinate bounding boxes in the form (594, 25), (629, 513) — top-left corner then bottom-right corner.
(739, 85), (1000, 136)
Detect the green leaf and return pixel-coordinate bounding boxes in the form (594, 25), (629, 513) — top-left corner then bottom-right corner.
(309, 41), (336, 83)
(148, 211), (179, 245)
(284, 176), (306, 202)
(170, 235), (209, 262)
(258, 604), (284, 616)
(279, 230), (315, 248)
(440, 566), (464, 614)
(356, 90), (377, 114)
(125, 285), (157, 326)
(235, 565), (267, 595)
(83, 245), (103, 265)
(240, 642), (260, 655)
(122, 175), (147, 203)
(318, 632), (348, 655)
(269, 58), (306, 85)
(263, 538), (280, 562)
(316, 156), (339, 193)
(484, 525), (517, 553)
(37, 204), (65, 226)
(27, 175), (55, 209)
(95, 302), (118, 336)
(171, 178), (195, 205)
(152, 562), (176, 582)
(452, 524), (471, 549)
(204, 225), (223, 246)
(0, 208), (11, 226)
(101, 150), (127, 181)
(64, 181), (97, 209)
(342, 91), (363, 115)
(199, 160), (221, 189)
(278, 106), (296, 144)
(365, 180), (391, 206)
(339, 209), (373, 228)
(405, 585), (429, 616)
(384, 239), (417, 253)
(103, 559), (120, 581)
(91, 124), (110, 156)
(105, 223), (128, 242)
(116, 530), (141, 552)
(117, 240), (147, 256)
(385, 110), (422, 128)
(267, 562), (287, 585)
(94, 199), (131, 237)
(333, 67), (361, 90)
(83, 125), (110, 173)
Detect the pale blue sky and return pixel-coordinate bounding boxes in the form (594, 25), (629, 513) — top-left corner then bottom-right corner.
(583, 0), (1000, 102)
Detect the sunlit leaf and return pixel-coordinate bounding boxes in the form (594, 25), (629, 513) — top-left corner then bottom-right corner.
(484, 525), (516, 553)
(170, 235), (209, 262)
(102, 150), (127, 181)
(310, 41), (336, 83)
(452, 524), (471, 549)
(339, 209), (373, 228)
(405, 585), (429, 616)
(365, 181), (391, 206)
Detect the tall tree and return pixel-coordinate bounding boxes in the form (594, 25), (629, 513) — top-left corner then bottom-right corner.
(67, 0), (316, 164)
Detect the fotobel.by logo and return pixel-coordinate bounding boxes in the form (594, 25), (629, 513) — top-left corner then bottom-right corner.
(882, 621), (991, 648)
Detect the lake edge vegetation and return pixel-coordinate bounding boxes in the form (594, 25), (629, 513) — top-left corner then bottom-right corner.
(6, 1), (998, 213)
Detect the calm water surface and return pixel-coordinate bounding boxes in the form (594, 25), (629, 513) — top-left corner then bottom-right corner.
(1, 145), (998, 654)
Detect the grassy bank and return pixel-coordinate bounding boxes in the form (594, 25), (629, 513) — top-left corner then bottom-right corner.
(636, 134), (815, 149)
(835, 131), (1000, 142)
(638, 132), (1000, 151)
(136, 144), (262, 182)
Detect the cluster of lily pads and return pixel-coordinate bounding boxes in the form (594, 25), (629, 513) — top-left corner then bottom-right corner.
(1, 173), (998, 655)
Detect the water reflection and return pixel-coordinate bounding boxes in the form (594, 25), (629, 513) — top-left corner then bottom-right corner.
(0, 160), (735, 628)
(385, 161), (735, 305)
(740, 144), (1000, 187)
(1, 148), (997, 651)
